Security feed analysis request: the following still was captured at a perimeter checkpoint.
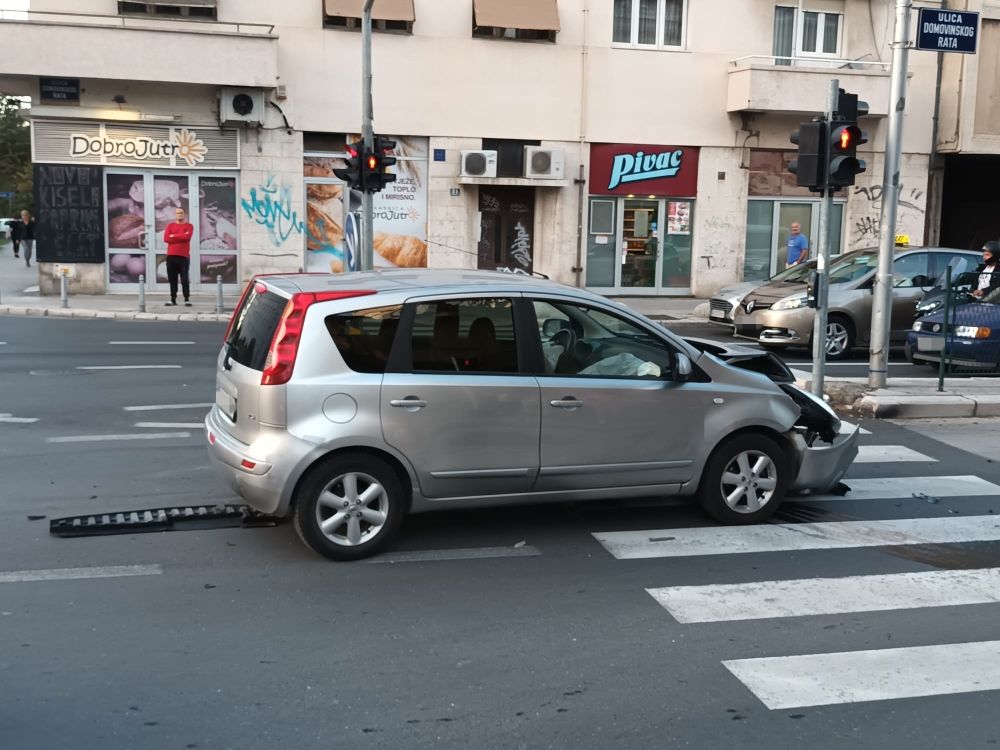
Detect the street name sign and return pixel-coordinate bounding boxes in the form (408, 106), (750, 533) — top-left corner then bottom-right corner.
(916, 9), (979, 53)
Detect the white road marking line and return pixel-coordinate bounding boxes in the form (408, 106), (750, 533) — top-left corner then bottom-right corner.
(723, 641), (1000, 710)
(854, 445), (937, 463)
(648, 568), (1000, 623)
(0, 416), (38, 423)
(806, 474), (1000, 502)
(108, 341), (196, 345)
(135, 422), (205, 429)
(77, 365), (182, 370)
(594, 515), (1000, 560)
(46, 432), (192, 444)
(362, 545), (542, 564)
(123, 403), (213, 412)
(0, 564), (163, 584)
(838, 421), (871, 435)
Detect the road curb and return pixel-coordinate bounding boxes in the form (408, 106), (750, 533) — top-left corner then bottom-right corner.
(0, 305), (229, 322)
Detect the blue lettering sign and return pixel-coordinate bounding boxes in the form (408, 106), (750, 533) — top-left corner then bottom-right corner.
(608, 149), (685, 191)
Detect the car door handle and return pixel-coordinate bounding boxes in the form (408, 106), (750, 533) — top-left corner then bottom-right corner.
(390, 398), (427, 409)
(550, 398), (583, 409)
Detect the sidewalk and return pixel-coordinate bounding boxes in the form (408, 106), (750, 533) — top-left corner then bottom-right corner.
(2, 245), (998, 419)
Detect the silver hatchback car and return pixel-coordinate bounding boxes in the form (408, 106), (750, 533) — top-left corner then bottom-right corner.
(206, 270), (858, 560)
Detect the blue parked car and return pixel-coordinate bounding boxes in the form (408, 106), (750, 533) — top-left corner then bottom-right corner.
(906, 299), (1000, 371)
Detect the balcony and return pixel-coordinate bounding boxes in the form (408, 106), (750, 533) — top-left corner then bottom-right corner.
(727, 56), (891, 117)
(0, 10), (278, 88)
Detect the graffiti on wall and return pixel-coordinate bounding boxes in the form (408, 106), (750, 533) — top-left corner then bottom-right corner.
(242, 175), (305, 249)
(851, 185), (926, 246)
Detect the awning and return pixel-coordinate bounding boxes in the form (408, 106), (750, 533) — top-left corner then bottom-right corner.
(473, 0), (560, 31)
(323, 0), (415, 22)
(151, 0), (217, 6)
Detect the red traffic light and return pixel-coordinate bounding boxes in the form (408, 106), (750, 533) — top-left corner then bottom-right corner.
(839, 129), (852, 150)
(367, 154), (378, 170)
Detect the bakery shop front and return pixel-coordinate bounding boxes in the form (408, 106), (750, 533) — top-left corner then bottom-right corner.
(31, 119), (241, 294)
(303, 136), (429, 273)
(585, 143), (699, 296)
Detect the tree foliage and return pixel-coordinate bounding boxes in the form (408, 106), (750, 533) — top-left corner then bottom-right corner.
(0, 95), (32, 215)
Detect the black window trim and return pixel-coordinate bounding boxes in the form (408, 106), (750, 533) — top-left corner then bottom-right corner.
(323, 15), (414, 34)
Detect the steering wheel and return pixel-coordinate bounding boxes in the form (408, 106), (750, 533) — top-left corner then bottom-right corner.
(551, 327), (577, 354)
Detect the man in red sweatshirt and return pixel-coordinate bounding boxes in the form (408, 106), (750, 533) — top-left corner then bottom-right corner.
(164, 207), (194, 306)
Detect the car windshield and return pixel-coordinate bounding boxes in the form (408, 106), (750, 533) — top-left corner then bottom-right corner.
(828, 252), (877, 284)
(771, 262), (815, 283)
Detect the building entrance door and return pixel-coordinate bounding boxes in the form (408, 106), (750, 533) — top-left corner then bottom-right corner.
(477, 187), (535, 274)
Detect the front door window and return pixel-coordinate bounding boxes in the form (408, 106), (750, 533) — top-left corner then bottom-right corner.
(621, 199), (660, 288)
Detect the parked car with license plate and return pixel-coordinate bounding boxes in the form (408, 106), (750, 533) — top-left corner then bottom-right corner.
(206, 270), (858, 560)
(906, 288), (1000, 371)
(709, 260), (817, 325)
(733, 247), (981, 359)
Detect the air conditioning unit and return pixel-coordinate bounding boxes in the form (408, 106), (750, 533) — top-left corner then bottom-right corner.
(460, 150), (498, 178)
(219, 87), (265, 126)
(524, 147), (565, 179)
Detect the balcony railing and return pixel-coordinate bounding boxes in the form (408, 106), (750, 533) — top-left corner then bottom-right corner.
(0, 9), (274, 36)
(730, 55), (890, 71)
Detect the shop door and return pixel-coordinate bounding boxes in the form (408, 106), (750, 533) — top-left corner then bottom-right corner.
(774, 203), (814, 276)
(477, 187), (535, 274)
(620, 199), (661, 289)
(106, 171), (240, 292)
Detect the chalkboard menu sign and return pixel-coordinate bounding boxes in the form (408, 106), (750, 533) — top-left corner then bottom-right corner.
(33, 164), (106, 263)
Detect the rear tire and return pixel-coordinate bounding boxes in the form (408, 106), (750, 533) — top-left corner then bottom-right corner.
(293, 453), (407, 561)
(698, 434), (790, 525)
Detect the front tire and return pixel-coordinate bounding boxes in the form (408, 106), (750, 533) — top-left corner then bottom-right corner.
(293, 453), (407, 561)
(825, 315), (855, 361)
(698, 434), (790, 525)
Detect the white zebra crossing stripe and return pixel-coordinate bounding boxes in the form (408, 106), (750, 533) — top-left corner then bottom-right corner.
(648, 568), (1000, 623)
(594, 515), (1000, 560)
(854, 445), (936, 463)
(804, 474), (1000, 502)
(723, 641), (1000, 710)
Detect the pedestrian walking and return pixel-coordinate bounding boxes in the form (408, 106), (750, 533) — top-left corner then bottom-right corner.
(786, 222), (809, 267)
(14, 210), (35, 267)
(971, 240), (1000, 299)
(163, 207), (194, 307)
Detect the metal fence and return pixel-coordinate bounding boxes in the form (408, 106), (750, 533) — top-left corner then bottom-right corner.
(908, 268), (1000, 385)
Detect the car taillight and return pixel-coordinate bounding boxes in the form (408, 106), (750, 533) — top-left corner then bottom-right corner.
(260, 290), (376, 386)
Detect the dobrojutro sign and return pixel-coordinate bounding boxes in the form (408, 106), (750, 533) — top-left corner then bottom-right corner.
(916, 9), (979, 53)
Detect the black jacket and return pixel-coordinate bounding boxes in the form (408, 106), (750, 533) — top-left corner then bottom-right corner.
(973, 262), (1000, 294)
(12, 219), (35, 241)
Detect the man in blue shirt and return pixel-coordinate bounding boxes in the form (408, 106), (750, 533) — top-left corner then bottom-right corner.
(786, 222), (809, 266)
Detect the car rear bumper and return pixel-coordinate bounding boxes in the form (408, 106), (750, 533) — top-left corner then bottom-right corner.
(788, 422), (860, 493)
(205, 407), (310, 516)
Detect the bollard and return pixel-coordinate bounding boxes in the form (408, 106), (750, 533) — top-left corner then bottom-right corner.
(60, 273), (69, 308)
(216, 275), (224, 314)
(138, 274), (146, 313)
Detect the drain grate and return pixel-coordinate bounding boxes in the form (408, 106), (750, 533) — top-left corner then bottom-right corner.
(50, 504), (279, 537)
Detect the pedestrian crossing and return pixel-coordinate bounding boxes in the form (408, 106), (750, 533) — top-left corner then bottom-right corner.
(592, 423), (1000, 711)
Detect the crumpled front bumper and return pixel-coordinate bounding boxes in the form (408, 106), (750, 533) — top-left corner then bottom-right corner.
(788, 422), (860, 493)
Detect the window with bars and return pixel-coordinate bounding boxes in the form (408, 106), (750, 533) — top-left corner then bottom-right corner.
(117, 1), (217, 19)
(612, 0), (687, 49)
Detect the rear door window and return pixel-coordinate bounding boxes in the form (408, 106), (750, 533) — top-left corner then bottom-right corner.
(325, 305), (403, 373)
(225, 288), (288, 371)
(409, 298), (519, 373)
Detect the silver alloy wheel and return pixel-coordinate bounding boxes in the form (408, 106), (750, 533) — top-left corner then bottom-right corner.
(314, 471), (389, 547)
(826, 321), (851, 357)
(719, 450), (778, 513)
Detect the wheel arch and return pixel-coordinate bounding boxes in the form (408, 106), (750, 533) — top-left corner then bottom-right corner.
(287, 446), (416, 516)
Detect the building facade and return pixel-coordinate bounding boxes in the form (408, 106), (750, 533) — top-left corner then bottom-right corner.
(0, 0), (955, 298)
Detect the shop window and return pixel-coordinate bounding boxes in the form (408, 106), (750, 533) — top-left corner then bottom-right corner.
(117, 1), (217, 20)
(773, 5), (842, 62)
(612, 0), (687, 49)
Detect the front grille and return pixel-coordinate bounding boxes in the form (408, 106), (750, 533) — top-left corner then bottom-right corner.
(710, 299), (733, 315)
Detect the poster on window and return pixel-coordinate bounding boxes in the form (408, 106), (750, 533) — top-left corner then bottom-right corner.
(667, 201), (691, 235)
(199, 177), (238, 251)
(152, 176), (190, 251)
(106, 173), (147, 249)
(303, 137), (429, 273)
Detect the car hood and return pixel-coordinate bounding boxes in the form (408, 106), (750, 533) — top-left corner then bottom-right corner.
(916, 302), (1000, 327)
(742, 280), (809, 305)
(683, 337), (795, 383)
(714, 281), (759, 299)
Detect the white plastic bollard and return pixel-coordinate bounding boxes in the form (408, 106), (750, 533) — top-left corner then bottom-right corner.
(60, 273), (69, 308)
(138, 274), (146, 313)
(216, 275), (224, 314)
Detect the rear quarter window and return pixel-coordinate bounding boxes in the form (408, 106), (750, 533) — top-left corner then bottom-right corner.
(325, 306), (403, 373)
(225, 289), (289, 371)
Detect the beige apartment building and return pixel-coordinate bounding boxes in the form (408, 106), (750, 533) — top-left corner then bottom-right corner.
(0, 0), (993, 297)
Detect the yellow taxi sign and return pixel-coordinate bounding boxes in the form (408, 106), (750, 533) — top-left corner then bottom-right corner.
(894, 233), (910, 247)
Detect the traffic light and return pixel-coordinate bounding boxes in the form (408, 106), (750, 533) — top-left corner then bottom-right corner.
(333, 141), (363, 189)
(375, 135), (397, 191)
(789, 120), (827, 191)
(827, 90), (869, 188)
(359, 136), (398, 193)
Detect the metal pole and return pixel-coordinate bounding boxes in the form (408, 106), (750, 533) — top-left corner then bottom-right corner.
(811, 79), (839, 398)
(60, 273), (69, 308)
(216, 275), (224, 314)
(138, 274), (146, 313)
(869, 0), (911, 389)
(937, 265), (950, 392)
(360, 0), (375, 271)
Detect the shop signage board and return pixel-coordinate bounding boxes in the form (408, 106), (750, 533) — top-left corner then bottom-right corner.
(589, 144), (699, 196)
(33, 164), (106, 264)
(916, 9), (979, 53)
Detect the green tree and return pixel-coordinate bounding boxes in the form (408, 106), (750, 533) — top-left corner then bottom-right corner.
(0, 95), (32, 216)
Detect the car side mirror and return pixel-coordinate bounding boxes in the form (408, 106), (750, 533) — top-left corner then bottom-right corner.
(541, 319), (563, 338)
(675, 352), (692, 383)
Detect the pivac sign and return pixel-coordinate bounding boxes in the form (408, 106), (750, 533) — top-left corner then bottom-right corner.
(607, 148), (685, 191)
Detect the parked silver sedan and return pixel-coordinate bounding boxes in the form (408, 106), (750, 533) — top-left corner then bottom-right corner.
(206, 270), (858, 560)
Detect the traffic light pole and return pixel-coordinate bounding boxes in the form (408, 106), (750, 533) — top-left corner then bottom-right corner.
(869, 0), (911, 388)
(811, 79), (840, 398)
(360, 0), (375, 271)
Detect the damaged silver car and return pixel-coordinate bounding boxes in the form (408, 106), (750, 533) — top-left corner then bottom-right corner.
(206, 270), (859, 560)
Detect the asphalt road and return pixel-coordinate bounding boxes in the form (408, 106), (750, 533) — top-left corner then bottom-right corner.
(2, 316), (1000, 750)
